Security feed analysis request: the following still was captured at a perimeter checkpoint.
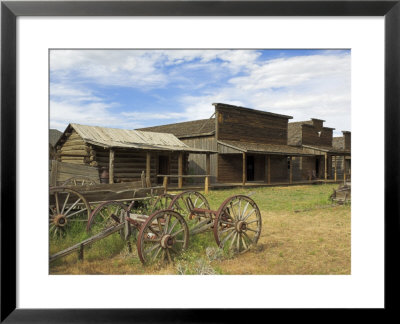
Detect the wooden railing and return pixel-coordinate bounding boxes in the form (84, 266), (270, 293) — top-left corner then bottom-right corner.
(157, 175), (211, 194)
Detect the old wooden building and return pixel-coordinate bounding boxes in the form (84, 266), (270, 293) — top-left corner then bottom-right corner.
(140, 103), (315, 185)
(288, 119), (351, 181)
(54, 124), (214, 185)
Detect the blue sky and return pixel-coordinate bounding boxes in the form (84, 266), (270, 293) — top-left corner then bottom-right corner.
(50, 49), (351, 136)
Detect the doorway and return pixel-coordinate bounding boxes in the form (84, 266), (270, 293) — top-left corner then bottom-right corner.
(247, 155), (255, 181)
(315, 157), (320, 178)
(158, 155), (169, 184)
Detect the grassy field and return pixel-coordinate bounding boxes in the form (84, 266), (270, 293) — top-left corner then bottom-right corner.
(49, 183), (351, 275)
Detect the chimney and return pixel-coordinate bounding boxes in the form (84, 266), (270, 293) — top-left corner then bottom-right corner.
(342, 131), (351, 150)
(311, 118), (325, 131)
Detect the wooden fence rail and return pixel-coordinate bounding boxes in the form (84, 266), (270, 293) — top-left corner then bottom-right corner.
(157, 174), (210, 194)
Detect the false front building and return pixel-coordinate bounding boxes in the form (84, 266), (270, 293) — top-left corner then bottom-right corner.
(139, 103), (316, 185)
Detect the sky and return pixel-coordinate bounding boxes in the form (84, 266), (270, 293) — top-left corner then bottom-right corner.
(50, 49), (351, 136)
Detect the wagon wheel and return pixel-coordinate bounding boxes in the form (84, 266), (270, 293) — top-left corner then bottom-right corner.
(87, 201), (131, 240)
(169, 191), (210, 223)
(213, 195), (262, 254)
(148, 193), (175, 214)
(62, 176), (98, 186)
(49, 187), (91, 238)
(137, 210), (189, 265)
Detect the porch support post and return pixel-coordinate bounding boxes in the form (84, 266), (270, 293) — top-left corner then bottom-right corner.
(146, 152), (151, 187)
(242, 152), (246, 186)
(343, 156), (347, 182)
(109, 149), (114, 184)
(334, 156), (337, 181)
(289, 156), (293, 184)
(178, 152), (183, 189)
(268, 155), (271, 184)
(205, 153), (210, 194)
(324, 153), (328, 180)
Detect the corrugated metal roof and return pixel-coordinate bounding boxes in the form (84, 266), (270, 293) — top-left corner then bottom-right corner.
(68, 124), (215, 153)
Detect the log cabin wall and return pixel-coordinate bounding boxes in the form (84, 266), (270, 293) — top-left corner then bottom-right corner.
(301, 125), (333, 147)
(56, 129), (93, 165)
(94, 148), (156, 183)
(216, 106), (289, 145)
(95, 148), (186, 184)
(180, 136), (217, 183)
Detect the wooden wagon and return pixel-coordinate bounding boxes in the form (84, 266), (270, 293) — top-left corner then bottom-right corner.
(49, 190), (262, 266)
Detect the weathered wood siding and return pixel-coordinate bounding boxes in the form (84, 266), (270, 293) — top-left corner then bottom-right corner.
(330, 156), (350, 179)
(301, 125), (333, 147)
(269, 156), (289, 182)
(217, 154), (242, 183)
(181, 136), (217, 183)
(343, 132), (351, 150)
(216, 106), (289, 145)
(218, 154), (289, 183)
(49, 160), (99, 186)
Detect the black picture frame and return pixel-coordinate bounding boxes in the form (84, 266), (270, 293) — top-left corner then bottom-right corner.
(1, 0), (399, 322)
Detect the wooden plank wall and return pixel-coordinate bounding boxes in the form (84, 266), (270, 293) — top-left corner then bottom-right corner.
(269, 156), (289, 182)
(216, 106), (289, 145)
(49, 160), (100, 186)
(181, 136), (217, 183)
(301, 125), (333, 147)
(217, 154), (242, 182)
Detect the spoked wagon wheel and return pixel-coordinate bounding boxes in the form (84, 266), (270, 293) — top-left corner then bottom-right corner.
(169, 191), (212, 230)
(213, 195), (262, 254)
(148, 193), (174, 214)
(137, 210), (189, 265)
(169, 191), (210, 218)
(87, 201), (131, 240)
(62, 176), (98, 186)
(49, 187), (91, 238)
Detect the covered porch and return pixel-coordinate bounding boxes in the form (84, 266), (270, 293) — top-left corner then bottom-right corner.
(217, 140), (314, 186)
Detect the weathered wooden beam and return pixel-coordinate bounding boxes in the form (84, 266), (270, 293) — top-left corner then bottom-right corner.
(334, 156), (337, 181)
(343, 156), (347, 181)
(289, 156), (293, 184)
(109, 149), (115, 184)
(163, 176), (168, 193)
(204, 176), (209, 194)
(206, 153), (211, 176)
(146, 152), (151, 188)
(178, 152), (183, 189)
(324, 153), (328, 180)
(267, 155), (271, 184)
(49, 160), (58, 186)
(242, 152), (246, 186)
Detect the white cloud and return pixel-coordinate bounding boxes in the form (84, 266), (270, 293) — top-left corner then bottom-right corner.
(50, 50), (351, 133)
